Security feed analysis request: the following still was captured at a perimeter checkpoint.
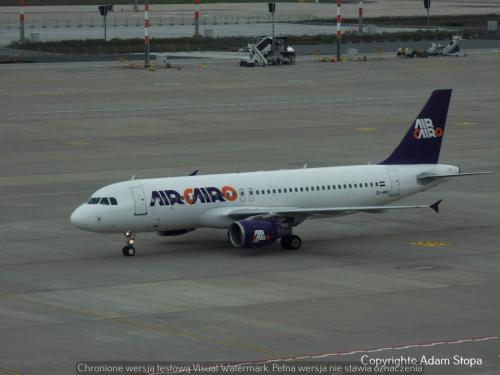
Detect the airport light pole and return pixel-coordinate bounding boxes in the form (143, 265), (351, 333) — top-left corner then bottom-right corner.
(423, 0), (431, 30)
(268, 2), (276, 52)
(336, 0), (342, 62)
(144, 0), (150, 67)
(194, 0), (200, 37)
(358, 0), (363, 33)
(19, 0), (25, 42)
(98, 5), (113, 41)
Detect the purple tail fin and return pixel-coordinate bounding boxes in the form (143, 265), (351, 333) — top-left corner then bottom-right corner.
(380, 89), (452, 165)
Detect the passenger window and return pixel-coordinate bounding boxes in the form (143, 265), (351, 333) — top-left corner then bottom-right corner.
(278, 189), (281, 193)
(322, 186), (325, 190)
(250, 190), (253, 195)
(110, 197), (118, 205)
(267, 189), (271, 194)
(354, 184), (358, 188)
(375, 182), (379, 186)
(295, 188), (298, 192)
(344, 184), (347, 189)
(365, 183), (368, 187)
(317, 186), (320, 190)
(370, 182), (373, 187)
(327, 185), (331, 190)
(349, 184), (352, 189)
(305, 187), (309, 191)
(300, 187), (304, 192)
(256, 190), (260, 195)
(262, 190), (265, 194)
(100, 198), (110, 205)
(272, 189), (276, 194)
(88, 197), (100, 204)
(332, 185), (336, 190)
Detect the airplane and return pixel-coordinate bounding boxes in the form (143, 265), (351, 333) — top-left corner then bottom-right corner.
(70, 89), (490, 256)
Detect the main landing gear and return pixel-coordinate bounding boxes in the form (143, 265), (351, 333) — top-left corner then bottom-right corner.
(122, 231), (136, 256)
(280, 235), (302, 250)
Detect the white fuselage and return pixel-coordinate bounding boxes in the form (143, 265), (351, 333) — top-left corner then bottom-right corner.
(70, 163), (458, 234)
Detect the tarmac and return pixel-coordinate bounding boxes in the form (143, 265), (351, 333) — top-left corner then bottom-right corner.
(0, 51), (499, 375)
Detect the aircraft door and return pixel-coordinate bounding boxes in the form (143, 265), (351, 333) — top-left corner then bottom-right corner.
(131, 186), (148, 215)
(239, 188), (246, 202)
(387, 170), (400, 196)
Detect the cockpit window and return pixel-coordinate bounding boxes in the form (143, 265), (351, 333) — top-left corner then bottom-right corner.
(88, 197), (117, 205)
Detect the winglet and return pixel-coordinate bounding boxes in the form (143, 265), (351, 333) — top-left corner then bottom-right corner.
(189, 170), (199, 176)
(430, 199), (442, 213)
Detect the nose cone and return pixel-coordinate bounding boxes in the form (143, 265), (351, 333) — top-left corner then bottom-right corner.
(70, 206), (89, 230)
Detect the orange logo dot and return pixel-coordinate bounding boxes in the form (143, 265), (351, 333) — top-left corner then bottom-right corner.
(221, 186), (238, 201)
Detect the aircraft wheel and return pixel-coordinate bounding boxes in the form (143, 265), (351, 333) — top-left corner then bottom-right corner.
(281, 235), (301, 250)
(122, 245), (136, 256)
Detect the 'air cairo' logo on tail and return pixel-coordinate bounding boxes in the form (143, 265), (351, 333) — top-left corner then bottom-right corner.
(413, 118), (443, 140)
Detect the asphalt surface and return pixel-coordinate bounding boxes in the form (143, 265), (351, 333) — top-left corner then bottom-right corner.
(0, 51), (499, 375)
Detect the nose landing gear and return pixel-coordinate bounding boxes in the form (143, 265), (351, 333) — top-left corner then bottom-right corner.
(122, 231), (136, 256)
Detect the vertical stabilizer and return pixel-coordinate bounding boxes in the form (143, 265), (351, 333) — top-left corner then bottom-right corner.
(380, 89), (452, 165)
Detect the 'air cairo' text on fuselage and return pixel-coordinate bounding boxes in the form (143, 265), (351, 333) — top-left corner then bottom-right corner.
(150, 186), (238, 206)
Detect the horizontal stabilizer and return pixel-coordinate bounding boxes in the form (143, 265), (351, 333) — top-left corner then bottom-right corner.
(418, 171), (493, 182)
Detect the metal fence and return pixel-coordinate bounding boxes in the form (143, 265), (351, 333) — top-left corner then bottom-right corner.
(1, 14), (316, 29)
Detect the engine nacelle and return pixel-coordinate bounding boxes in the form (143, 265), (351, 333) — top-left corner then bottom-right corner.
(229, 220), (280, 248)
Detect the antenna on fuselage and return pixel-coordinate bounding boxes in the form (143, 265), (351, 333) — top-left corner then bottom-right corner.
(302, 163), (308, 169)
(131, 174), (135, 180)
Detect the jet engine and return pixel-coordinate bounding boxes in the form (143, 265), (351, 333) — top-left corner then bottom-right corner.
(228, 220), (280, 248)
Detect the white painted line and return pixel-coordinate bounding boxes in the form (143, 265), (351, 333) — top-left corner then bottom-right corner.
(149, 334), (500, 374)
(4, 91), (499, 119)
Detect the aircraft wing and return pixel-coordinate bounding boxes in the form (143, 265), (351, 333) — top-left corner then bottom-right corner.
(228, 200), (442, 220)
